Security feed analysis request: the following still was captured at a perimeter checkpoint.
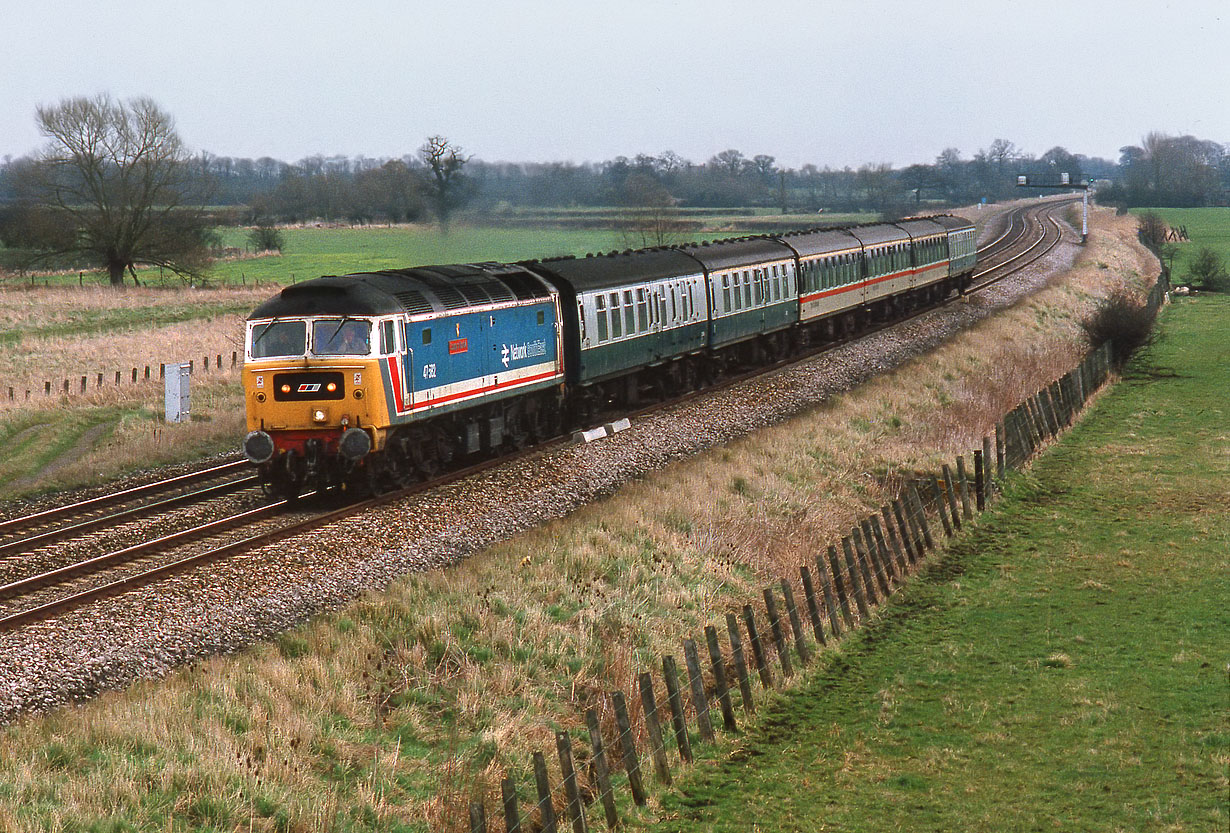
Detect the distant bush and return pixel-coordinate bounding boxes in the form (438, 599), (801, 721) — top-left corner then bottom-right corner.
(247, 225), (285, 253)
(1080, 287), (1158, 368)
(1186, 246), (1229, 292)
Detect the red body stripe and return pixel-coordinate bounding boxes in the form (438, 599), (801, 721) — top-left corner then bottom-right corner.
(801, 260), (950, 304)
(406, 369), (560, 413)
(386, 356), (403, 406)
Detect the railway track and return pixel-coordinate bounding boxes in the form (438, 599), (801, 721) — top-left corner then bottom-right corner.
(0, 199), (1077, 634)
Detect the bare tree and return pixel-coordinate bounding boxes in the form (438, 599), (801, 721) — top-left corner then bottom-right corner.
(418, 135), (472, 231)
(617, 173), (686, 248)
(15, 94), (213, 286)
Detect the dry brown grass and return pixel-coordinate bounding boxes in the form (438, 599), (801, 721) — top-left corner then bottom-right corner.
(0, 207), (1161, 831)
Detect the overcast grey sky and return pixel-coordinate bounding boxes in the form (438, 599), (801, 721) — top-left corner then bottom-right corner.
(2, 0), (1226, 169)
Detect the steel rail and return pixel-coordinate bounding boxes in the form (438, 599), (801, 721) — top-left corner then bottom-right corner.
(1, 200), (1075, 632)
(0, 475), (261, 561)
(0, 458), (250, 538)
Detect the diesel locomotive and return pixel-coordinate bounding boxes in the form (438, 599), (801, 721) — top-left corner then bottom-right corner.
(242, 216), (976, 496)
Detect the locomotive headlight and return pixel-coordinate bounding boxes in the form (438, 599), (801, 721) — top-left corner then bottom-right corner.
(312, 408), (327, 423)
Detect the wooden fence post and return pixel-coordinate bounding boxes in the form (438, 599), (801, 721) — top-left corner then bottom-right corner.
(974, 449), (985, 512)
(908, 483), (935, 551)
(995, 422), (1006, 479)
(815, 551), (844, 637)
(637, 673), (672, 786)
(780, 579), (811, 665)
(80, 376), (87, 393)
(841, 536), (872, 618)
(724, 612), (755, 714)
(941, 466), (962, 530)
(502, 778), (522, 833)
(555, 732), (586, 833)
(584, 709), (618, 829)
(532, 751), (559, 833)
(956, 456), (972, 521)
(827, 544), (856, 627)
(682, 639), (715, 743)
(662, 656), (693, 763)
(799, 565), (827, 646)
(611, 691), (647, 806)
(878, 507), (907, 576)
(762, 588), (794, 678)
(868, 516), (897, 586)
(742, 604), (774, 690)
(851, 526), (882, 603)
(704, 625), (738, 732)
(860, 520), (891, 596)
(891, 499), (918, 565)
(470, 800), (488, 833)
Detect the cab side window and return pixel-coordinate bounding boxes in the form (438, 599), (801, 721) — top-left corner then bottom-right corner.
(380, 320), (395, 354)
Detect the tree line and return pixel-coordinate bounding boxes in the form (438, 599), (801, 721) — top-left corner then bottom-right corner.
(0, 94), (1226, 287)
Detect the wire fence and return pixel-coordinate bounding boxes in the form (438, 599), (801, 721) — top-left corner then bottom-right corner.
(454, 272), (1168, 833)
(1, 351), (241, 406)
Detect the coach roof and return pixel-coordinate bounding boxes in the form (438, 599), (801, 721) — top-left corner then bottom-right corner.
(527, 248), (702, 293)
(676, 236), (796, 272)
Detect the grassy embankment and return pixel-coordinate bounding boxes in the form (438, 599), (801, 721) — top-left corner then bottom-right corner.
(644, 295), (1229, 832)
(0, 208), (1167, 832)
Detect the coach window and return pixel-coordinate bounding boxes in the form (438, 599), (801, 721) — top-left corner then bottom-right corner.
(594, 295), (608, 342)
(623, 290), (635, 335)
(636, 288), (648, 331)
(608, 292), (622, 338)
(742, 271), (752, 308)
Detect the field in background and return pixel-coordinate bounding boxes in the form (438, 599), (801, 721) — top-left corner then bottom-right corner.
(645, 296), (1228, 832)
(1130, 206), (1230, 283)
(0, 209), (1166, 832)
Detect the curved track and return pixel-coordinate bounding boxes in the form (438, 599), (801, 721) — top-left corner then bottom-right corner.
(0, 199), (1077, 633)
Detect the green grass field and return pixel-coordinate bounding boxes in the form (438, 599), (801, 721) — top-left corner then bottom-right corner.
(643, 296), (1229, 832)
(1131, 207), (1230, 284)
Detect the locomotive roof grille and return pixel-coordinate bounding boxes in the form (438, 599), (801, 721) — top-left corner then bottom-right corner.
(392, 290), (434, 315)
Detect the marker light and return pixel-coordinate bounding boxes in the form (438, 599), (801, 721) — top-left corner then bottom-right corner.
(312, 409), (327, 423)
(281, 384), (291, 394)
(326, 382), (338, 392)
